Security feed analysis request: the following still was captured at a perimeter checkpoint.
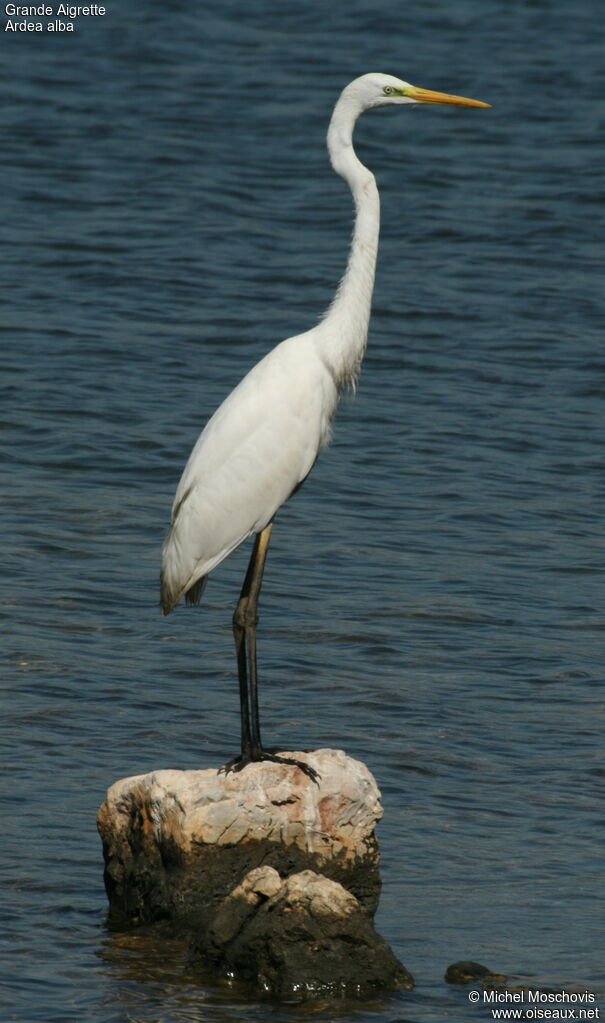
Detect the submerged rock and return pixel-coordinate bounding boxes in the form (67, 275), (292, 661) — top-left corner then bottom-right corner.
(197, 867), (413, 998)
(445, 961), (508, 985)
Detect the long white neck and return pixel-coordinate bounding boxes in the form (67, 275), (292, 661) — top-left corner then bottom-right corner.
(319, 89), (380, 389)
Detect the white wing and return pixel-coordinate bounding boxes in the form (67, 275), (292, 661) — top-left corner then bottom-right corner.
(160, 330), (337, 612)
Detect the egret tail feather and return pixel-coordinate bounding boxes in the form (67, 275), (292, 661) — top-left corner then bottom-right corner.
(185, 575), (208, 607)
(160, 570), (207, 615)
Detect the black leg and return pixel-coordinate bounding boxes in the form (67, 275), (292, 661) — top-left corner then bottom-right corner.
(234, 523), (272, 759)
(224, 523), (319, 784)
(245, 526), (272, 758)
(230, 526), (269, 760)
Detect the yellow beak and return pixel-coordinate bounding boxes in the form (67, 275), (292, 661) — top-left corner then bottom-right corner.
(405, 85), (490, 109)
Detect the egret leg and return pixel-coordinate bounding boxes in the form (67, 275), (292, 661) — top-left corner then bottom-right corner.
(226, 522), (319, 783)
(232, 523), (273, 760)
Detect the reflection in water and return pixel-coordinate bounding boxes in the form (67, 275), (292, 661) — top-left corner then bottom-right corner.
(96, 920), (406, 1022)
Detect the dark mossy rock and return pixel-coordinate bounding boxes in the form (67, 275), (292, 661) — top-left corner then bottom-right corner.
(195, 867), (414, 999)
(445, 961), (508, 985)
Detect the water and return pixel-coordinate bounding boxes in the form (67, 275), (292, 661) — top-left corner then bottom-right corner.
(1, 1), (603, 1020)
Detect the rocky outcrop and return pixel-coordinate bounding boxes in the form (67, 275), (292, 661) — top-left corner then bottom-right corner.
(97, 748), (413, 998)
(97, 748), (382, 927)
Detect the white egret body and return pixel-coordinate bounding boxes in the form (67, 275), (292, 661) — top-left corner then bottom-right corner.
(161, 74), (489, 777)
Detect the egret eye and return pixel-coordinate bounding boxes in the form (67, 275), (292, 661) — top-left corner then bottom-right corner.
(383, 86), (394, 96)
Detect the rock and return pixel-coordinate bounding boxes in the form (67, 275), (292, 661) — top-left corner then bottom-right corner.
(207, 865), (283, 948)
(445, 963), (589, 1002)
(97, 748), (382, 928)
(197, 868), (414, 998)
(445, 961), (508, 985)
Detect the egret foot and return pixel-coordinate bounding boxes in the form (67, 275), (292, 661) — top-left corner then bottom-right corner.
(221, 749), (320, 785)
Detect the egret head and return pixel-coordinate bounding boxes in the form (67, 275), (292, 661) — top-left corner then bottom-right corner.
(347, 72), (490, 112)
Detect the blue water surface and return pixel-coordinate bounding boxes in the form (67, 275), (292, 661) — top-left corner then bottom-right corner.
(1, 1), (603, 1021)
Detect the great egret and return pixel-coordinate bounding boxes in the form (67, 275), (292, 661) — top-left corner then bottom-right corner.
(161, 73), (489, 780)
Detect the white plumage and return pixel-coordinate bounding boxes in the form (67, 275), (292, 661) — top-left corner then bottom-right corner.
(160, 73), (489, 774)
(161, 331), (338, 611)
